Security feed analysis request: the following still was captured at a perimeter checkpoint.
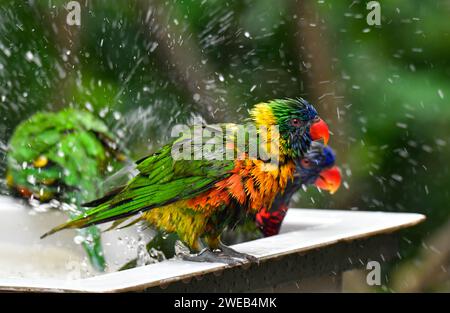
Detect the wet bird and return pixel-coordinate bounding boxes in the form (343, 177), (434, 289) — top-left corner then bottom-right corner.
(122, 143), (340, 267)
(42, 98), (329, 264)
(6, 109), (126, 271)
(254, 142), (341, 237)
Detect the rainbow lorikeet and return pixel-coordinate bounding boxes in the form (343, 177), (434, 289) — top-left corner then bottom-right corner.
(222, 141), (341, 243)
(121, 142), (340, 268)
(6, 109), (127, 271)
(254, 142), (341, 237)
(42, 98), (329, 264)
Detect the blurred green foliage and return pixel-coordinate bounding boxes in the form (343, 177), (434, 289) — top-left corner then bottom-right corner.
(0, 0), (449, 291)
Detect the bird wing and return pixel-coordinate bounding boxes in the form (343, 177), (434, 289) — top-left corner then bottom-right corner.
(42, 124), (237, 237)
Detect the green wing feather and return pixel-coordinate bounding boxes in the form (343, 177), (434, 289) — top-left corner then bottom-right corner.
(42, 124), (240, 237)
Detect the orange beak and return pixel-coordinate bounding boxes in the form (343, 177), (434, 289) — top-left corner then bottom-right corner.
(315, 166), (341, 194)
(310, 118), (329, 145)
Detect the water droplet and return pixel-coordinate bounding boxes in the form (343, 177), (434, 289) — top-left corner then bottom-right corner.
(391, 174), (403, 182)
(74, 236), (85, 245)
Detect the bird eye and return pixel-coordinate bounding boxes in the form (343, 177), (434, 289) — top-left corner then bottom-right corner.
(301, 159), (311, 168)
(290, 118), (302, 127)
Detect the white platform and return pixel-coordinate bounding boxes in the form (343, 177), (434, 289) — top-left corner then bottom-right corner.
(0, 195), (424, 292)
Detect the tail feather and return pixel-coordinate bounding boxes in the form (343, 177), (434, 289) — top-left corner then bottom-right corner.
(41, 171), (221, 238)
(82, 185), (126, 207)
(117, 216), (143, 229)
(40, 216), (91, 239)
(40, 203), (147, 238)
(102, 215), (143, 232)
(103, 217), (130, 232)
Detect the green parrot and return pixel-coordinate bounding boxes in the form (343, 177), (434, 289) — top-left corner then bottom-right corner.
(6, 109), (127, 271)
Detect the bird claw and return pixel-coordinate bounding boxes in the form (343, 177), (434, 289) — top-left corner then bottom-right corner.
(181, 249), (244, 265)
(218, 242), (259, 263)
(180, 243), (258, 266)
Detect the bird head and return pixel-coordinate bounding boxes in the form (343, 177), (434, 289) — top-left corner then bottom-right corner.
(297, 142), (341, 194)
(250, 98), (329, 159)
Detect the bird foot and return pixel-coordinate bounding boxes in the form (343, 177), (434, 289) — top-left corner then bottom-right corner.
(218, 242), (258, 263)
(181, 248), (245, 265)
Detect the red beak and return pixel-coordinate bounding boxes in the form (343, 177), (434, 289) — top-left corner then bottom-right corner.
(315, 166), (341, 194)
(310, 118), (330, 145)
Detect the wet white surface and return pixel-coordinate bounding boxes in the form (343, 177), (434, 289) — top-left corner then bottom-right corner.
(0, 195), (151, 280)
